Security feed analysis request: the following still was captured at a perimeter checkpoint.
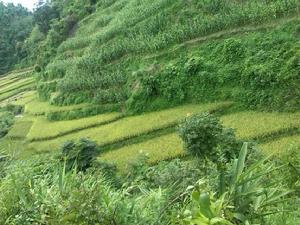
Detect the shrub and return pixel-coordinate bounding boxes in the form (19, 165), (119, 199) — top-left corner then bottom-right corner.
(0, 113), (14, 138)
(61, 138), (98, 172)
(178, 113), (240, 164)
(34, 64), (42, 73)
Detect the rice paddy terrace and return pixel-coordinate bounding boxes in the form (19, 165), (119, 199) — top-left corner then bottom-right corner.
(0, 0), (300, 172)
(0, 70), (299, 171)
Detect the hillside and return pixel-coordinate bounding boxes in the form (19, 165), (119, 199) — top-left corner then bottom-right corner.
(0, 0), (299, 224)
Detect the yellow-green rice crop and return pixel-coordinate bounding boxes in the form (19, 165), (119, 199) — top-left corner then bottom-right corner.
(259, 135), (300, 155)
(12, 91), (36, 106)
(24, 97), (90, 115)
(0, 77), (22, 89)
(0, 85), (34, 102)
(27, 112), (122, 141)
(27, 102), (231, 153)
(0, 78), (34, 95)
(99, 133), (183, 171)
(221, 111), (300, 140)
(6, 121), (33, 139)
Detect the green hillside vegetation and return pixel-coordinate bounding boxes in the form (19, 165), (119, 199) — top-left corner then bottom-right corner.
(38, 0), (300, 113)
(0, 0), (299, 224)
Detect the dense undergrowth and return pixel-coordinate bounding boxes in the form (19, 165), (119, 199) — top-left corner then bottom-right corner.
(0, 129), (299, 225)
(0, 105), (23, 138)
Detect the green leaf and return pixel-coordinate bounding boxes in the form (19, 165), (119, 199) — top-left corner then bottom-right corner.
(192, 190), (200, 202)
(211, 217), (234, 225)
(199, 193), (213, 219)
(231, 142), (248, 186)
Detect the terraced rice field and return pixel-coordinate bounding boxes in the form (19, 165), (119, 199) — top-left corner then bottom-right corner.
(12, 91), (36, 106)
(221, 111), (300, 140)
(0, 72), (35, 103)
(100, 133), (183, 171)
(0, 86), (34, 102)
(0, 78), (34, 95)
(27, 112), (122, 141)
(1, 68), (299, 170)
(24, 97), (90, 115)
(259, 134), (300, 155)
(6, 121), (33, 139)
(98, 110), (300, 170)
(27, 102), (231, 153)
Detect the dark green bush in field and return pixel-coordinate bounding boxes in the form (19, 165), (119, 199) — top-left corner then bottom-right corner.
(0, 105), (23, 138)
(2, 104), (23, 115)
(61, 138), (98, 172)
(0, 113), (14, 138)
(178, 113), (240, 164)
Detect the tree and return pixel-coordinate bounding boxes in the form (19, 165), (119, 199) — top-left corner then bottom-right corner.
(0, 2), (33, 74)
(33, 1), (59, 34)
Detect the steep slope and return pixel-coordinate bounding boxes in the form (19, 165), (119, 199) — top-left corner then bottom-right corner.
(37, 0), (300, 113)
(0, 0), (299, 169)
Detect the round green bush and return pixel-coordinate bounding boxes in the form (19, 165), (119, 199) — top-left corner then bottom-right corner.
(178, 113), (240, 164)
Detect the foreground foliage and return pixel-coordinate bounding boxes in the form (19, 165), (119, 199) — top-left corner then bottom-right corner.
(0, 143), (299, 224)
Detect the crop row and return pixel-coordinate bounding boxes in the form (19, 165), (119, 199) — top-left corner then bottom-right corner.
(0, 85), (35, 102)
(99, 111), (300, 170)
(24, 96), (89, 115)
(27, 112), (122, 141)
(0, 78), (34, 95)
(27, 102), (231, 153)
